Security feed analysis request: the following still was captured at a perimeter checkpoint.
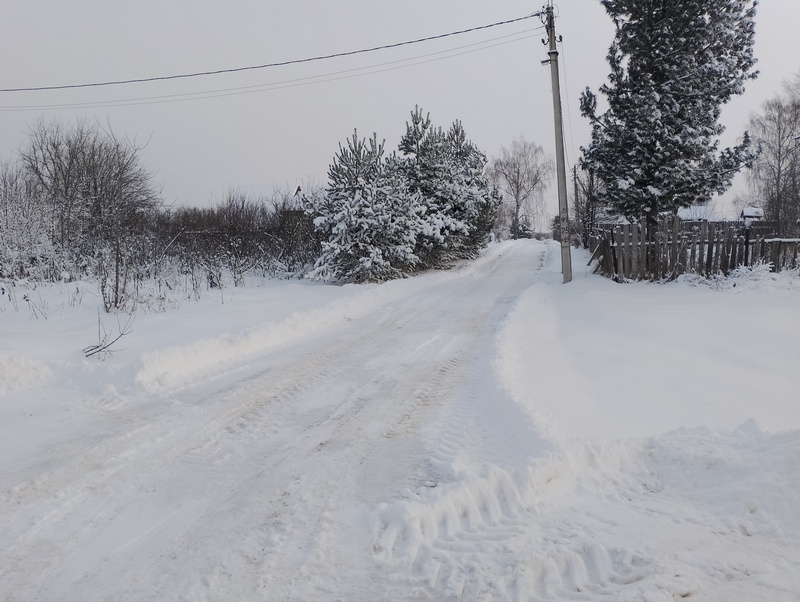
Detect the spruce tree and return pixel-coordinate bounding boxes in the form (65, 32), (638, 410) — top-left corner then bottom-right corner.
(580, 0), (759, 225)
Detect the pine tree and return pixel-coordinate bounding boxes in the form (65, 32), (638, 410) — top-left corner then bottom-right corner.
(397, 107), (498, 266)
(306, 131), (421, 283)
(308, 109), (499, 282)
(580, 0), (759, 226)
(441, 120), (500, 258)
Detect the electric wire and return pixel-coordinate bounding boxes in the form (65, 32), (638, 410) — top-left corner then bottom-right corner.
(558, 36), (577, 173)
(0, 28), (542, 112)
(0, 14), (539, 93)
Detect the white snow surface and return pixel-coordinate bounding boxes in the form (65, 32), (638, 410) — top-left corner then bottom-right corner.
(1, 240), (799, 601)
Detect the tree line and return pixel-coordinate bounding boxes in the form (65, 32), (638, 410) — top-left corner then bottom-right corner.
(5, 0), (776, 302)
(0, 118), (320, 310)
(1, 112), (553, 308)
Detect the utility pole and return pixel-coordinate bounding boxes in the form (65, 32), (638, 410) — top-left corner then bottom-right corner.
(573, 165), (581, 246)
(544, 2), (572, 283)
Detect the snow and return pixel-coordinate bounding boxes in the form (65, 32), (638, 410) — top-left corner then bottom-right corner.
(739, 206), (765, 219)
(1, 239), (799, 600)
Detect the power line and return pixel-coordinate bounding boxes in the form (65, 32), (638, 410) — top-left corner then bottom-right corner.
(0, 28), (541, 112)
(558, 37), (576, 172)
(0, 14), (539, 93)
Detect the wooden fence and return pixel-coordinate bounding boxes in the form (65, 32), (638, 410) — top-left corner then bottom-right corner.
(589, 216), (800, 282)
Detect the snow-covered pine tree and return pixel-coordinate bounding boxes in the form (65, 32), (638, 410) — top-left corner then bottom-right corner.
(397, 107), (498, 266)
(580, 0), (759, 226)
(306, 131), (421, 283)
(440, 120), (500, 259)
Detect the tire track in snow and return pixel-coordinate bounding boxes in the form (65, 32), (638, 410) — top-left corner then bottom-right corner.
(158, 312), (490, 600)
(1, 241), (563, 600)
(366, 244), (662, 599)
(0, 342), (347, 599)
(372, 442), (658, 600)
(2, 304), (426, 598)
(134, 246), (543, 600)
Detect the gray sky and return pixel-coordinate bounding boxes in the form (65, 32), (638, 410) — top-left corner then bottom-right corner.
(1, 0), (799, 217)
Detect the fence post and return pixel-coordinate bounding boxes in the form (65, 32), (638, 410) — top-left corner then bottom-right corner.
(720, 225), (730, 274)
(699, 222), (708, 275)
(744, 227), (751, 267)
(770, 240), (782, 272)
(604, 237), (614, 277)
(680, 233), (691, 277)
(669, 216), (680, 274)
(638, 222), (646, 280)
(624, 224), (634, 280)
(708, 228), (716, 274)
(728, 226), (736, 273)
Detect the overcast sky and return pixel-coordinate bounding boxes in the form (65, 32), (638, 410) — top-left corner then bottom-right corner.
(1, 1), (799, 217)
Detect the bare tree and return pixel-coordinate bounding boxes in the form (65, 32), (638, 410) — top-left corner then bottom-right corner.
(268, 186), (320, 274)
(488, 136), (552, 238)
(786, 72), (800, 103)
(19, 118), (160, 308)
(570, 166), (600, 248)
(19, 119), (92, 250)
(747, 91), (800, 236)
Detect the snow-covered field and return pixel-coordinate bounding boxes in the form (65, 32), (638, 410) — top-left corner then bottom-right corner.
(1, 239), (798, 601)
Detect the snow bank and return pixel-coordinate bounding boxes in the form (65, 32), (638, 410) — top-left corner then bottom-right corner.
(494, 246), (800, 438)
(679, 262), (800, 292)
(372, 438), (647, 560)
(0, 353), (53, 394)
(135, 250), (503, 394)
(493, 283), (577, 442)
(133, 293), (380, 393)
(371, 421), (800, 599)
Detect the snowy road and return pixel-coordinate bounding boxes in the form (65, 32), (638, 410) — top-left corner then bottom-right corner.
(2, 243), (550, 599)
(1, 240), (799, 600)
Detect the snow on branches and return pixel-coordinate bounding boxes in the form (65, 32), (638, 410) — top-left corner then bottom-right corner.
(307, 132), (420, 284)
(305, 108), (499, 283)
(580, 0), (759, 223)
